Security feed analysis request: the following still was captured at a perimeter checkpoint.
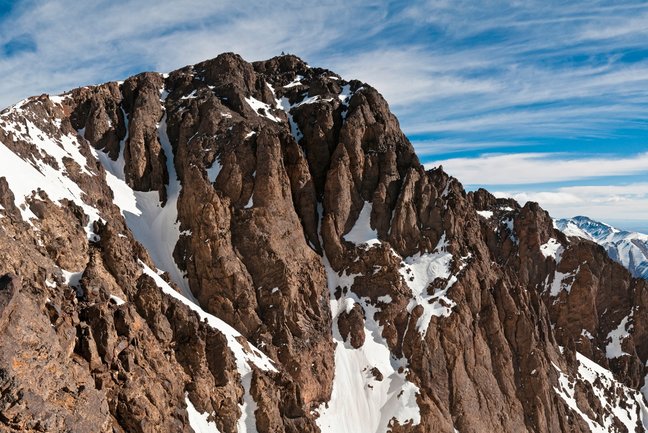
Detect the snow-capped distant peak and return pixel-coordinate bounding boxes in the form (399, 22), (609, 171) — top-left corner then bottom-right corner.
(555, 216), (648, 280)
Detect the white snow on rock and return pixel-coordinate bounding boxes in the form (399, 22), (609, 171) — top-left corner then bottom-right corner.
(140, 261), (276, 433)
(61, 269), (83, 288)
(399, 233), (457, 334)
(338, 84), (352, 104)
(109, 295), (126, 306)
(24, 119), (93, 175)
(540, 238), (563, 262)
(316, 258), (421, 433)
(244, 96), (281, 122)
(181, 90), (198, 100)
(339, 84), (352, 120)
(186, 394), (222, 433)
(476, 210), (493, 219)
(556, 216), (648, 280)
(546, 266), (579, 297)
(500, 217), (518, 245)
(269, 82), (338, 142)
(0, 110), (102, 237)
(555, 219), (593, 240)
(553, 353), (648, 433)
(130, 114), (191, 297)
(48, 94), (71, 106)
(343, 202), (380, 247)
(278, 96), (303, 141)
(90, 135), (141, 219)
(283, 75), (304, 88)
(605, 315), (632, 359)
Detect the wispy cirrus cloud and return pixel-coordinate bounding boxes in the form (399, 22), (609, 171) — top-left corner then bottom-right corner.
(494, 183), (648, 227)
(1, 0), (648, 150)
(0, 0), (647, 228)
(0, 0), (388, 107)
(426, 152), (648, 185)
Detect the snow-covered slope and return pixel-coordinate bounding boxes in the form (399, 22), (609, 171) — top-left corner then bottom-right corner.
(555, 216), (648, 280)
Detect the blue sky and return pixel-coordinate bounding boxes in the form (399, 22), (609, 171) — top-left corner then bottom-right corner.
(0, 0), (647, 231)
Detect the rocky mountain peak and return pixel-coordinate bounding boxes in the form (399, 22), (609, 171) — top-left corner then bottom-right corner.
(0, 53), (648, 433)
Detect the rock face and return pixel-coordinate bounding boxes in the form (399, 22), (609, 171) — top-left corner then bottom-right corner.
(0, 52), (647, 432)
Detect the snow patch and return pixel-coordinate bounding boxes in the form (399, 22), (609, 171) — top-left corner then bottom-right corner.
(110, 295), (125, 306)
(91, 146), (141, 217)
(554, 353), (648, 433)
(501, 217), (518, 245)
(245, 96), (281, 122)
(338, 84), (352, 104)
(186, 394), (222, 433)
(581, 329), (594, 340)
(476, 210), (493, 219)
(0, 114), (102, 237)
(181, 90), (198, 100)
(547, 266), (579, 297)
(606, 315), (631, 359)
(400, 234), (457, 334)
(283, 75), (304, 88)
(343, 202), (380, 247)
(206, 157), (222, 183)
(540, 238), (564, 262)
(23, 119), (92, 176)
(61, 269), (83, 289)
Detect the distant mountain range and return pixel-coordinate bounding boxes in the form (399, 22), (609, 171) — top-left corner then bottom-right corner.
(555, 216), (648, 280)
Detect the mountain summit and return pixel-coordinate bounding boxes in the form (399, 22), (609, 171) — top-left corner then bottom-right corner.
(1, 53), (648, 433)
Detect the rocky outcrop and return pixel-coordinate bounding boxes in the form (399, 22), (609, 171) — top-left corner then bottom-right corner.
(0, 52), (647, 433)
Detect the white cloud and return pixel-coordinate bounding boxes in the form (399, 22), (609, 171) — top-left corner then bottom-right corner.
(427, 152), (648, 185)
(578, 11), (648, 41)
(327, 48), (499, 107)
(494, 183), (648, 223)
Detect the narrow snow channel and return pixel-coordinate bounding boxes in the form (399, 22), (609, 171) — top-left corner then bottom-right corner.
(92, 92), (192, 299)
(140, 261), (276, 433)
